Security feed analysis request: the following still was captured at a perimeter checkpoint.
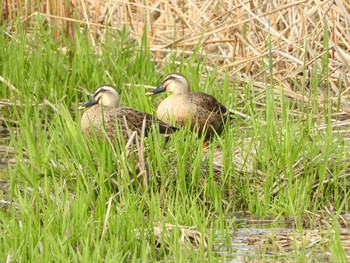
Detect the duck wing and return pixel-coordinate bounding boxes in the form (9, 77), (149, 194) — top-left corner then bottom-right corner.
(189, 92), (228, 115)
(117, 107), (178, 136)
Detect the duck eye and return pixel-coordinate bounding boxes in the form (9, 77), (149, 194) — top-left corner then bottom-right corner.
(95, 93), (102, 101)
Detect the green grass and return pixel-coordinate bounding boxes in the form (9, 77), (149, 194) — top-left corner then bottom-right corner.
(1, 19), (350, 261)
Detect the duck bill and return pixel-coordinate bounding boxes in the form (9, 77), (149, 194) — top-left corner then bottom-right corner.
(145, 85), (166, 96)
(78, 98), (98, 109)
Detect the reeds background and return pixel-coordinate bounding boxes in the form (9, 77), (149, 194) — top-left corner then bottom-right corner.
(3, 0), (350, 101)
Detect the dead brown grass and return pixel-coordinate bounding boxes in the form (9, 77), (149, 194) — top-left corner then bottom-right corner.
(3, 1), (350, 108)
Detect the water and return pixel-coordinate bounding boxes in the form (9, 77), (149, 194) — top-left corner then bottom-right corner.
(215, 214), (350, 262)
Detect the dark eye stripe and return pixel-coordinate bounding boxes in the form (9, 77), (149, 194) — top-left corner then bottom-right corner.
(93, 88), (102, 97)
(164, 74), (182, 83)
(163, 76), (175, 83)
(93, 86), (114, 97)
(90, 89), (106, 103)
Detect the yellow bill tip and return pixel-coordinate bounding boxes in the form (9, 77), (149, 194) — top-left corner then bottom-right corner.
(78, 105), (86, 110)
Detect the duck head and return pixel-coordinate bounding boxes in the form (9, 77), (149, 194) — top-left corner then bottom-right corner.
(79, 85), (120, 109)
(146, 73), (190, 96)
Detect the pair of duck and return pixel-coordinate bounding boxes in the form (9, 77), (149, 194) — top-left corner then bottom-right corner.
(80, 73), (232, 143)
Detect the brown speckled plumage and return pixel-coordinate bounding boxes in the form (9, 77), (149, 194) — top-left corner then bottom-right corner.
(146, 73), (230, 140)
(80, 85), (177, 142)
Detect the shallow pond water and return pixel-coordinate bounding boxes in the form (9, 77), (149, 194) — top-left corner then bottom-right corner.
(215, 214), (350, 262)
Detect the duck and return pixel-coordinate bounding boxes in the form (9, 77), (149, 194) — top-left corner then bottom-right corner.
(146, 73), (232, 140)
(79, 85), (178, 142)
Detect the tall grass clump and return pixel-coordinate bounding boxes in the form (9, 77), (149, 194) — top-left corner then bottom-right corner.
(0, 20), (225, 261)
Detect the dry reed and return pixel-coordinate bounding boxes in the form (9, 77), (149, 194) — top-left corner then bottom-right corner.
(2, 1), (350, 112)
